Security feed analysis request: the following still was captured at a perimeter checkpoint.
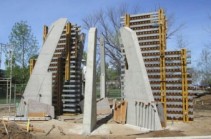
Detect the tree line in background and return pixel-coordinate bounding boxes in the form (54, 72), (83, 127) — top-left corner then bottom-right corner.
(3, 4), (211, 92)
(4, 21), (38, 91)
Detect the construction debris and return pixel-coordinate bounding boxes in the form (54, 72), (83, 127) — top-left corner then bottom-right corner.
(45, 124), (55, 136)
(19, 125), (45, 133)
(2, 120), (8, 135)
(0, 120), (33, 139)
(58, 126), (66, 135)
(2, 116), (51, 121)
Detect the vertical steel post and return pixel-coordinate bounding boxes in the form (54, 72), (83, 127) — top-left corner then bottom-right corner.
(6, 80), (8, 104)
(9, 49), (13, 116)
(14, 84), (16, 104)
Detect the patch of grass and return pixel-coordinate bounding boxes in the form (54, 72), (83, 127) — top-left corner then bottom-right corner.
(96, 88), (121, 98)
(0, 98), (20, 104)
(0, 98), (7, 104)
(108, 89), (121, 98)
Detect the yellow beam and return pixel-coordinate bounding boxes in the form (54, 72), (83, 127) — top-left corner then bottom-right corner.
(29, 59), (36, 75)
(181, 49), (189, 122)
(43, 25), (48, 43)
(75, 28), (78, 58)
(159, 9), (167, 124)
(65, 23), (71, 81)
(125, 14), (130, 27)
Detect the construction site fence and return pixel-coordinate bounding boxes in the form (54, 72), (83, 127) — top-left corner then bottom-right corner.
(0, 84), (26, 104)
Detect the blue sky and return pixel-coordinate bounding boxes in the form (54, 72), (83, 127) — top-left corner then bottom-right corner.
(0, 0), (211, 68)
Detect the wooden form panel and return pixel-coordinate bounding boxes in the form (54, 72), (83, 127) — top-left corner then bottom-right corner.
(113, 101), (128, 124)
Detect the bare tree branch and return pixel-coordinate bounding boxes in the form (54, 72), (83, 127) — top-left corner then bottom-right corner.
(166, 13), (185, 39)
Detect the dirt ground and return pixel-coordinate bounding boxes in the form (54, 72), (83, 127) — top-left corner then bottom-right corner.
(0, 94), (211, 139)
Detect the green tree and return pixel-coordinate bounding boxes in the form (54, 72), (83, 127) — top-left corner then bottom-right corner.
(7, 21), (38, 84)
(9, 21), (38, 68)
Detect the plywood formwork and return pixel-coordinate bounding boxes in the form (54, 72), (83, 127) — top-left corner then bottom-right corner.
(121, 9), (193, 121)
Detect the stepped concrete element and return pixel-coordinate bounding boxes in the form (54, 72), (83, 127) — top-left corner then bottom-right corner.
(17, 18), (67, 116)
(120, 27), (162, 130)
(100, 36), (106, 98)
(83, 28), (97, 134)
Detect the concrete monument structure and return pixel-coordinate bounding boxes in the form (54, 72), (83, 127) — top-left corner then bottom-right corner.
(100, 36), (106, 98)
(17, 18), (84, 116)
(83, 28), (97, 134)
(120, 27), (162, 130)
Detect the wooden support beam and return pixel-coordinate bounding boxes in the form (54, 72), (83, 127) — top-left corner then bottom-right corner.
(113, 101), (127, 124)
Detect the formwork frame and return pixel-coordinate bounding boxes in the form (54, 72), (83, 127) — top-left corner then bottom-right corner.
(121, 9), (192, 122)
(55, 57), (64, 115)
(158, 9), (167, 122)
(181, 49), (189, 122)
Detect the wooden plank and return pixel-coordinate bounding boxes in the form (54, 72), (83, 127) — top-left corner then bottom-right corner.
(28, 112), (46, 117)
(113, 101), (127, 124)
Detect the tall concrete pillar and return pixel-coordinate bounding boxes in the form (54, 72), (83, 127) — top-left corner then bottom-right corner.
(83, 28), (97, 134)
(100, 36), (106, 98)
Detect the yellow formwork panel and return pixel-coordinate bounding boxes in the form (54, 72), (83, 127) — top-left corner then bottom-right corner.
(159, 9), (167, 123)
(181, 49), (189, 122)
(65, 23), (71, 81)
(43, 25), (48, 43)
(29, 59), (36, 75)
(124, 14), (130, 27)
(75, 28), (78, 58)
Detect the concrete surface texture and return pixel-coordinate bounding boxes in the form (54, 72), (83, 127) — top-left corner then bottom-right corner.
(83, 28), (97, 134)
(17, 18), (68, 116)
(100, 36), (106, 98)
(97, 98), (111, 115)
(120, 27), (162, 130)
(27, 99), (54, 118)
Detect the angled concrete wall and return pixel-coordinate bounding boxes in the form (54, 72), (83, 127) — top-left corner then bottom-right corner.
(120, 27), (162, 130)
(83, 28), (97, 134)
(17, 18), (68, 116)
